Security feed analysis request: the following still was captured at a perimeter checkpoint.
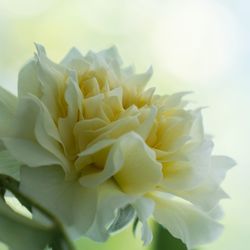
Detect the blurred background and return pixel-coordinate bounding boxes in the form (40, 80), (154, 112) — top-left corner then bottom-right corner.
(0, 0), (248, 249)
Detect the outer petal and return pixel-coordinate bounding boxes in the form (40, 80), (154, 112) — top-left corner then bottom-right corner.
(132, 197), (155, 245)
(18, 59), (42, 98)
(0, 86), (17, 137)
(86, 180), (136, 241)
(0, 150), (21, 179)
(169, 180), (229, 211)
(162, 155), (235, 211)
(211, 156), (236, 184)
(152, 194), (223, 249)
(20, 165), (97, 238)
(161, 138), (213, 191)
(3, 96), (71, 173)
(60, 47), (84, 65)
(35, 44), (68, 120)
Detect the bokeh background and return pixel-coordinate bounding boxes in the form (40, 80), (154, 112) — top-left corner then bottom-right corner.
(0, 0), (249, 249)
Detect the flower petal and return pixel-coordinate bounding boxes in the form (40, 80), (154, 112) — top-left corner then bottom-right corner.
(152, 194), (223, 249)
(35, 44), (68, 121)
(132, 197), (155, 245)
(211, 156), (236, 184)
(165, 155), (235, 211)
(78, 139), (117, 187)
(60, 47), (84, 66)
(135, 106), (157, 140)
(124, 66), (153, 90)
(161, 138), (213, 191)
(0, 150), (21, 179)
(3, 96), (70, 173)
(20, 165), (97, 238)
(0, 86), (17, 137)
(86, 180), (136, 241)
(58, 71), (84, 159)
(114, 132), (162, 194)
(18, 59), (42, 98)
(169, 181), (229, 211)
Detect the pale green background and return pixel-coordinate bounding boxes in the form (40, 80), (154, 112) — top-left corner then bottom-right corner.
(0, 0), (249, 249)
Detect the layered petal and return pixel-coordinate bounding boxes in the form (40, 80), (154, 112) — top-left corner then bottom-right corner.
(113, 132), (162, 194)
(3, 96), (71, 174)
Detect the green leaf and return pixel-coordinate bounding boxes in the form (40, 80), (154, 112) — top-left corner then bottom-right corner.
(154, 223), (187, 250)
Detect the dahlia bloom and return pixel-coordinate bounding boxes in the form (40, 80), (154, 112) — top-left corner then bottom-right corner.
(0, 45), (235, 249)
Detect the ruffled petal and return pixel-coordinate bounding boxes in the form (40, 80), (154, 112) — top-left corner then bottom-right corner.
(3, 96), (70, 173)
(161, 155), (235, 211)
(58, 71), (84, 159)
(114, 132), (162, 194)
(34, 44), (68, 121)
(161, 138), (213, 191)
(77, 139), (117, 187)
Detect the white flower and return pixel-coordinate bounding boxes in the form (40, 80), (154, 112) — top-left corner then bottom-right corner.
(0, 44), (235, 249)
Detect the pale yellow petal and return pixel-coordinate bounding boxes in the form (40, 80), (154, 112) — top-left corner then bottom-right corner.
(135, 106), (157, 140)
(114, 132), (162, 194)
(124, 66), (153, 90)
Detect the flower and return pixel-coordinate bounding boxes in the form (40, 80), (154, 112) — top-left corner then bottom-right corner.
(0, 44), (235, 249)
